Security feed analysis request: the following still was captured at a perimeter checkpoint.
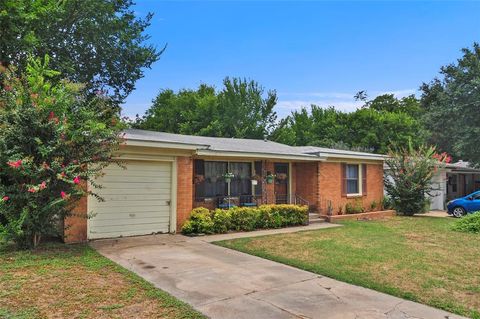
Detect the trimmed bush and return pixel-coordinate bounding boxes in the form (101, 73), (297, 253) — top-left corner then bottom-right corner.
(212, 209), (231, 233)
(182, 207), (214, 235)
(181, 204), (308, 235)
(451, 212), (480, 234)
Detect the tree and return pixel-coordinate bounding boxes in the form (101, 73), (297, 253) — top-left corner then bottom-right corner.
(0, 0), (160, 103)
(0, 57), (123, 248)
(271, 94), (425, 153)
(366, 93), (423, 117)
(134, 77), (278, 139)
(421, 43), (480, 166)
(384, 143), (450, 216)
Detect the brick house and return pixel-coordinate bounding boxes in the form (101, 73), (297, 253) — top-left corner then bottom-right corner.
(65, 129), (386, 243)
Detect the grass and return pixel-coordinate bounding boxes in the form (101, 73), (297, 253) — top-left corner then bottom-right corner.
(215, 216), (480, 319)
(0, 242), (205, 319)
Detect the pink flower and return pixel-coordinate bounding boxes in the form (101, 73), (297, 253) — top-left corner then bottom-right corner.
(60, 191), (67, 199)
(73, 176), (81, 185)
(7, 160), (22, 168)
(39, 181), (47, 190)
(48, 111), (59, 124)
(2, 196), (8, 201)
(28, 188), (37, 193)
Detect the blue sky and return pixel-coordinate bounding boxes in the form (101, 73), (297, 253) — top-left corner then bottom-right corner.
(123, 1), (480, 119)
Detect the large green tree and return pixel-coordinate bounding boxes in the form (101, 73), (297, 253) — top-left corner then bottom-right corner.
(272, 94), (425, 154)
(421, 43), (480, 166)
(0, 0), (160, 103)
(134, 77), (278, 139)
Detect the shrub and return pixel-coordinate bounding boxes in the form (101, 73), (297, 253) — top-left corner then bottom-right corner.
(181, 204), (308, 235)
(384, 143), (449, 216)
(345, 200), (364, 214)
(382, 196), (393, 210)
(211, 209), (231, 233)
(369, 200), (378, 211)
(182, 207), (214, 234)
(451, 212), (480, 234)
(0, 57), (122, 249)
(230, 207), (259, 231)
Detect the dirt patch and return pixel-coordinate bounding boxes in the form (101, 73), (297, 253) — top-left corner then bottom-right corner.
(0, 244), (204, 319)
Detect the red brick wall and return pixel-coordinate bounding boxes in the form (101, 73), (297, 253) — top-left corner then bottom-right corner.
(294, 162), (319, 211)
(318, 162), (384, 215)
(176, 156), (194, 231)
(64, 182), (88, 243)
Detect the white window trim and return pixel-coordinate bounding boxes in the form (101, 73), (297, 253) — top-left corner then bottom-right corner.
(346, 163), (363, 197)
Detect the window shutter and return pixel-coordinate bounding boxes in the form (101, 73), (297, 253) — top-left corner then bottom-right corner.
(341, 163), (347, 197)
(362, 164), (367, 196)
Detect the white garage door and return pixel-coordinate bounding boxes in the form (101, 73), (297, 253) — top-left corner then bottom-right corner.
(88, 161), (172, 239)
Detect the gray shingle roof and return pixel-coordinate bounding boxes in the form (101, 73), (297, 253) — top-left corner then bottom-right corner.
(294, 146), (386, 159)
(124, 129), (385, 160)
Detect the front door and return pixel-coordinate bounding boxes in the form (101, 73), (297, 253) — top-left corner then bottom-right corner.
(274, 163), (289, 204)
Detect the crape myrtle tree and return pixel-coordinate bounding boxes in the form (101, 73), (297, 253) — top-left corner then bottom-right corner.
(384, 142), (451, 216)
(0, 56), (123, 248)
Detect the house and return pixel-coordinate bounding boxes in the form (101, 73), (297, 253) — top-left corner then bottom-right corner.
(429, 161), (480, 210)
(64, 129), (386, 243)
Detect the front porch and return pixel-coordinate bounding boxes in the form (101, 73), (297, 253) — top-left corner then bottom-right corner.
(192, 159), (312, 210)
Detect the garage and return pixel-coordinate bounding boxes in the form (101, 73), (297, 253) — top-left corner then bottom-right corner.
(88, 160), (174, 239)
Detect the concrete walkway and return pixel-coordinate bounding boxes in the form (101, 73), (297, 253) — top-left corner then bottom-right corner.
(200, 222), (341, 242)
(416, 210), (452, 218)
(92, 234), (466, 319)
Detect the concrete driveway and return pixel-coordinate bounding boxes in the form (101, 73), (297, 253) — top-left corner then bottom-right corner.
(91, 234), (465, 319)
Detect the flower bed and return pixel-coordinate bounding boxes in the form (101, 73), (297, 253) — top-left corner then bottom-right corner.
(325, 210), (396, 222)
(181, 205), (309, 235)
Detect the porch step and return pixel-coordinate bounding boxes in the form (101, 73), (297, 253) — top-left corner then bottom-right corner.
(309, 213), (326, 224)
(309, 217), (326, 224)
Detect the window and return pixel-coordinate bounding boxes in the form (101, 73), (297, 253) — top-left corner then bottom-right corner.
(194, 160), (252, 199)
(346, 164), (359, 194)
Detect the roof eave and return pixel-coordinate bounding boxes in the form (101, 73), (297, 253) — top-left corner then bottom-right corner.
(124, 138), (208, 150)
(320, 152), (386, 161)
(195, 149), (325, 161)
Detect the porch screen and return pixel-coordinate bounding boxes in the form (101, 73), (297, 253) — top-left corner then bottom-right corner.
(195, 160), (252, 198)
(204, 161), (227, 197)
(229, 162), (252, 196)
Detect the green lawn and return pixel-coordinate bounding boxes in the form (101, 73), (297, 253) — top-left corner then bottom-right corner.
(0, 243), (205, 319)
(216, 216), (480, 319)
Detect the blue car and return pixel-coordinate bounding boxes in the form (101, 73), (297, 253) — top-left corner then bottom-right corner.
(447, 191), (480, 217)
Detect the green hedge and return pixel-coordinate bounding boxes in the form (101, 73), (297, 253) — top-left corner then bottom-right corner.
(451, 212), (480, 234)
(181, 205), (309, 235)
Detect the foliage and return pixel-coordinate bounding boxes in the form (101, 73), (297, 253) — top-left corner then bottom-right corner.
(181, 205), (308, 235)
(0, 0), (160, 103)
(345, 199), (364, 214)
(381, 196), (393, 210)
(134, 77), (277, 139)
(369, 200), (378, 211)
(384, 143), (448, 216)
(0, 57), (123, 248)
(451, 212), (480, 234)
(271, 94), (426, 154)
(421, 43), (480, 166)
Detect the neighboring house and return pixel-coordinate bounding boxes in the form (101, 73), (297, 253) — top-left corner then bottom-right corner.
(64, 129), (386, 243)
(429, 161), (480, 210)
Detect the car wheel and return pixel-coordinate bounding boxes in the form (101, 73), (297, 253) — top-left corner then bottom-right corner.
(452, 207), (466, 218)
